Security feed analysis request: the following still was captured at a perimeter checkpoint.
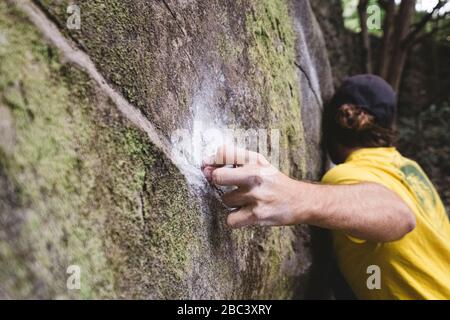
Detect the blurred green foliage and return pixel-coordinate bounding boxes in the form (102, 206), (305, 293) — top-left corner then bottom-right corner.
(341, 0), (450, 44)
(341, 0), (385, 36)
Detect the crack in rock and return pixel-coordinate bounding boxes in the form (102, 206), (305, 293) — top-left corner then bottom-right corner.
(11, 0), (186, 175)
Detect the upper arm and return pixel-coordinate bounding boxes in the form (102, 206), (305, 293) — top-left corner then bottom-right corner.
(321, 164), (416, 242)
(322, 164), (415, 216)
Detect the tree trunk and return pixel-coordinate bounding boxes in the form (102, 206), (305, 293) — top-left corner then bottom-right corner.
(387, 0), (416, 92)
(378, 0), (396, 78)
(358, 0), (373, 73)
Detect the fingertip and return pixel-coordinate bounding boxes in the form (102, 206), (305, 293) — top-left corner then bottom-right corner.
(211, 168), (221, 185)
(226, 209), (253, 229)
(202, 166), (215, 182)
(226, 214), (238, 229)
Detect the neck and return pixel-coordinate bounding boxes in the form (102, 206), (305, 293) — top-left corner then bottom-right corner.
(342, 147), (360, 162)
(331, 145), (361, 164)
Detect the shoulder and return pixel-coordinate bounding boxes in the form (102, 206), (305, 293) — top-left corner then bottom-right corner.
(322, 162), (383, 185)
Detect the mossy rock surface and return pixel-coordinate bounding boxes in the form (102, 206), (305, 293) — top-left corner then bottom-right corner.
(0, 0), (333, 299)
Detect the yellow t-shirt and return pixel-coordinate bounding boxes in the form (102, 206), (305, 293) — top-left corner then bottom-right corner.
(322, 147), (450, 300)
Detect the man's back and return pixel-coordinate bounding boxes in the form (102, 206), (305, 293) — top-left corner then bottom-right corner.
(323, 147), (450, 299)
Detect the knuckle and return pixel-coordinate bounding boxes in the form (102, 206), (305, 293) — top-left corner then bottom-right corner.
(247, 187), (262, 202)
(247, 168), (263, 186)
(252, 205), (266, 220)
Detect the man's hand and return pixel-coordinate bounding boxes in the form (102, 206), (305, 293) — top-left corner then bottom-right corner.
(202, 145), (302, 228)
(202, 145), (416, 242)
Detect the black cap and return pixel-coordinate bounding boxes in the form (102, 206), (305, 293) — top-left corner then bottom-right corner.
(330, 74), (397, 128)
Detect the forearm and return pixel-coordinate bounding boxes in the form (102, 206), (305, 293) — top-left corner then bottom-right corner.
(203, 146), (416, 239)
(290, 181), (416, 242)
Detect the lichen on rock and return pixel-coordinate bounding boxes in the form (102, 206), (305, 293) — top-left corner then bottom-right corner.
(1, 0), (334, 299)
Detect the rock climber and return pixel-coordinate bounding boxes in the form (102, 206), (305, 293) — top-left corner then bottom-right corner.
(202, 74), (450, 300)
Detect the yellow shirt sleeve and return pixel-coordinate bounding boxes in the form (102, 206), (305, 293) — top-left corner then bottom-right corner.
(321, 164), (386, 244)
(320, 149), (450, 299)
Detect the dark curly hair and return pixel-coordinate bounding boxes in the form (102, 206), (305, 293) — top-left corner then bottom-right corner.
(324, 103), (397, 149)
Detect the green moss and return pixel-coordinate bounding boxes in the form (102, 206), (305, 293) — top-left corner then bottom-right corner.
(0, 2), (114, 298)
(35, 0), (144, 106)
(1, 0), (317, 299)
(217, 31), (243, 62)
(246, 0), (306, 176)
(0, 2), (202, 299)
(264, 227), (296, 299)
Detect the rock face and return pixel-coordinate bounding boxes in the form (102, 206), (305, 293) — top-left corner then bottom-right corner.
(0, 0), (333, 299)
